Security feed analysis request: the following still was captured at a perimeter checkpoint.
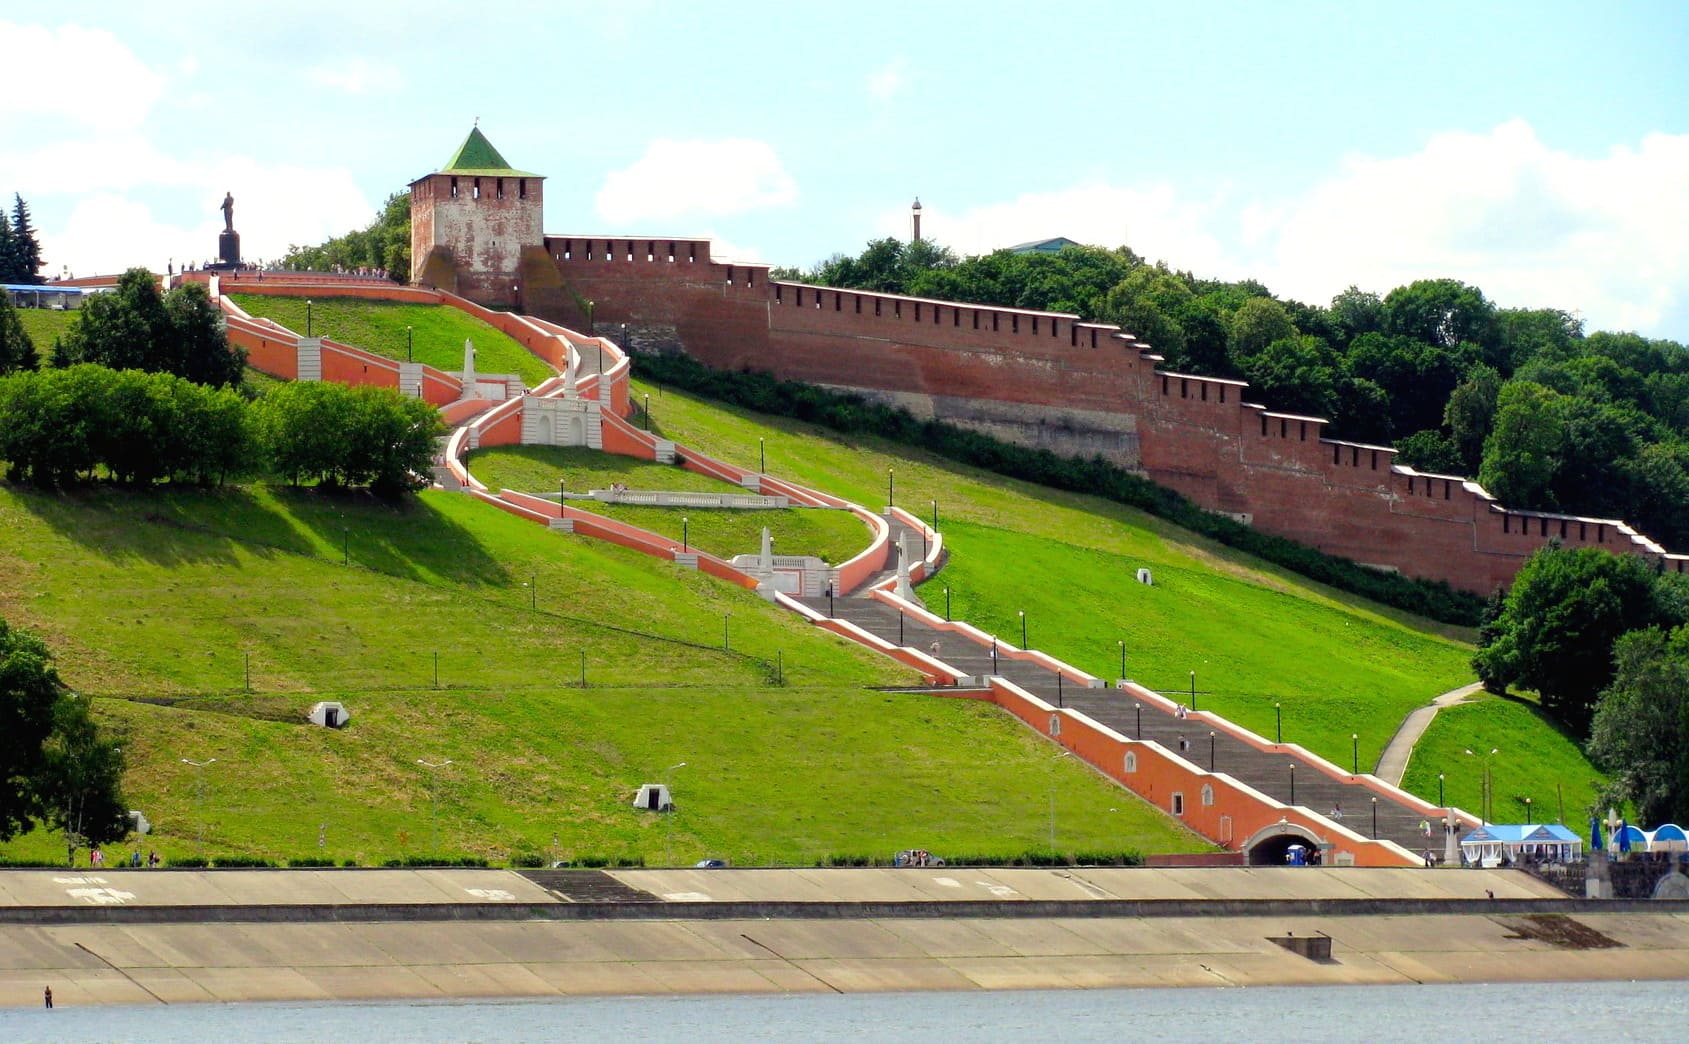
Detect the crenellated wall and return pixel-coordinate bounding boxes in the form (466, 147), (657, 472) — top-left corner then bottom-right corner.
(538, 241), (1686, 595)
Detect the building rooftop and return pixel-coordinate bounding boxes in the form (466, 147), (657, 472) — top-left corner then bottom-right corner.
(436, 126), (540, 178)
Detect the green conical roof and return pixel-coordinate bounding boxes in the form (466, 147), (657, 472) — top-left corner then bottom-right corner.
(438, 126), (539, 178)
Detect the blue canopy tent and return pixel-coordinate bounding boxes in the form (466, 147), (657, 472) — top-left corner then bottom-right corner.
(1613, 824), (1647, 854)
(1647, 823), (1687, 853)
(1460, 824), (1583, 867)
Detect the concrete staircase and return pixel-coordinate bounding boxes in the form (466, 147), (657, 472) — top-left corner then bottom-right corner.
(801, 564), (1450, 859)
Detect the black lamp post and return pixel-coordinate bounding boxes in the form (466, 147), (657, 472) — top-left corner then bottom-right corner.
(887, 466), (894, 508)
(643, 393), (650, 431)
(1274, 701), (1282, 744)
(1289, 762), (1296, 805)
(682, 516), (689, 553)
(827, 581), (835, 617)
(990, 638), (998, 674)
(943, 586), (951, 621)
(898, 609), (905, 646)
(1351, 733), (1359, 774)
(1438, 772), (1445, 807)
(306, 299), (313, 337)
(1056, 672), (1063, 707)
(758, 437), (765, 473)
(1189, 670), (1197, 712)
(1118, 640), (1126, 681)
(406, 325), (413, 362)
(1134, 702), (1142, 739)
(1371, 797), (1378, 839)
(1019, 610), (1027, 649)
(1208, 731), (1216, 771)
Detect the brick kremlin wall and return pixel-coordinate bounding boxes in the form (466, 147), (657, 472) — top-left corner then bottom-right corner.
(531, 236), (1685, 595)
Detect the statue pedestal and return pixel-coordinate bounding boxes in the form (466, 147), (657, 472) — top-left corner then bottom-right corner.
(217, 230), (241, 268)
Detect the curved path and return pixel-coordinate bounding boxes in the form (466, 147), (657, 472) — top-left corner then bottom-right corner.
(1373, 682), (1484, 786)
(221, 276), (1478, 866)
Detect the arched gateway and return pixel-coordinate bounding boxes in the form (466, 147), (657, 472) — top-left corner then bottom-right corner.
(1243, 821), (1327, 866)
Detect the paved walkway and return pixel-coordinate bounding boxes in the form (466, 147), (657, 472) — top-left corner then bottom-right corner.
(1373, 683), (1484, 786)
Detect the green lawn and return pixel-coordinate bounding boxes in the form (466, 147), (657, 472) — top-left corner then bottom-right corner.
(467, 445), (872, 563)
(14, 307), (78, 361)
(0, 481), (1206, 865)
(1402, 694), (1609, 826)
(229, 293), (554, 386)
(632, 379), (1478, 769)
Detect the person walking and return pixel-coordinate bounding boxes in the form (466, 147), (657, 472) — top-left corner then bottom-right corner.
(44, 986), (52, 1009)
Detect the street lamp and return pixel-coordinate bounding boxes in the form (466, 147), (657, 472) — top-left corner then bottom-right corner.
(943, 586), (951, 621)
(990, 638), (999, 674)
(1019, 610), (1027, 649)
(759, 437), (765, 473)
(1118, 640), (1127, 682)
(1288, 762), (1296, 805)
(827, 581), (835, 617)
(682, 516), (689, 553)
(1525, 796), (1533, 824)
(1438, 772), (1446, 808)
(1464, 747), (1499, 825)
(1371, 796), (1378, 839)
(180, 758), (216, 850)
(1049, 750), (1073, 855)
(306, 299), (313, 337)
(1190, 670), (1197, 712)
(665, 761), (686, 866)
(1134, 702), (1142, 739)
(1351, 733), (1359, 775)
(1208, 730), (1216, 771)
(406, 325), (413, 362)
(887, 466), (894, 508)
(1274, 702), (1282, 744)
(643, 393), (651, 431)
(898, 609), (905, 646)
(417, 758), (454, 855)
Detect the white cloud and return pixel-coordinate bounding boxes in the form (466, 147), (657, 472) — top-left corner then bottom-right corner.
(867, 57), (909, 104)
(877, 121), (1689, 339)
(595, 139), (797, 225)
(0, 21), (165, 134)
(1249, 120), (1689, 333)
(306, 58), (405, 95)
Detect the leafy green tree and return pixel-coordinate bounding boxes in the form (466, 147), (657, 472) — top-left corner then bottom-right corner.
(1238, 335), (1341, 419)
(253, 381), (440, 495)
(1479, 381), (1569, 508)
(1395, 429), (1463, 473)
(1225, 296), (1296, 368)
(1496, 306), (1582, 374)
(6, 195), (44, 284)
(0, 620), (62, 841)
(54, 269), (244, 388)
(37, 693), (129, 864)
(1329, 285), (1385, 346)
(1382, 278), (1498, 352)
(1445, 364), (1503, 473)
(0, 292), (38, 374)
(1473, 546), (1666, 736)
(1348, 332), (1479, 437)
(280, 192), (411, 282)
(1587, 625), (1689, 825)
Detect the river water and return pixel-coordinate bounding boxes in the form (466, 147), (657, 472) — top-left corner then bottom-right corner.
(2, 981), (1682, 1042)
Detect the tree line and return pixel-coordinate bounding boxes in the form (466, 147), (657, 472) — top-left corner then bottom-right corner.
(780, 239), (1689, 549)
(0, 365), (442, 496)
(0, 194), (44, 284)
(277, 192), (410, 279)
(1475, 545), (1689, 824)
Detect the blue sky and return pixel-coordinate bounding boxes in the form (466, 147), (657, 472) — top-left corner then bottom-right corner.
(4, 1), (1686, 339)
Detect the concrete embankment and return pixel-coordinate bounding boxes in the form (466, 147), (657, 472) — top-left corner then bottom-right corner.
(2, 867), (1684, 1005)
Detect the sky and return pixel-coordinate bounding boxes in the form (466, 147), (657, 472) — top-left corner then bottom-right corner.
(3, 1), (1687, 340)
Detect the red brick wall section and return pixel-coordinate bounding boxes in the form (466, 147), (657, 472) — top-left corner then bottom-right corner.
(545, 247), (1682, 594)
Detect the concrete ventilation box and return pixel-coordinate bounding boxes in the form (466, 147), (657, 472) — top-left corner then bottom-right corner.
(308, 701), (349, 729)
(632, 784), (673, 811)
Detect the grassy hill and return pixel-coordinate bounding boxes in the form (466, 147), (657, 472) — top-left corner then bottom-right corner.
(228, 293), (554, 386)
(0, 482), (1205, 866)
(13, 307), (78, 359)
(628, 377), (1609, 809)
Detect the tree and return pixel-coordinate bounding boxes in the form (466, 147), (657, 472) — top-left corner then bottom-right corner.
(1394, 429), (1463, 474)
(37, 693), (129, 864)
(6, 195), (44, 284)
(0, 620), (61, 841)
(1382, 278), (1498, 352)
(0, 292), (38, 375)
(252, 380), (441, 495)
(1587, 626), (1689, 825)
(1226, 296), (1296, 368)
(1479, 381), (1569, 508)
(1496, 306), (1582, 374)
(54, 269), (244, 387)
(1329, 285), (1385, 346)
(1238, 335), (1341, 419)
(280, 192), (412, 282)
(1472, 546), (1666, 736)
(1445, 364), (1503, 473)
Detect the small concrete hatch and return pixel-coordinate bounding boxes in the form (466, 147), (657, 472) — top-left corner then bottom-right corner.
(1269, 933), (1332, 961)
(633, 783), (673, 811)
(308, 701), (349, 728)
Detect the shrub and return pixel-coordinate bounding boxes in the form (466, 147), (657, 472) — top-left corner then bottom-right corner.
(509, 852), (546, 868)
(286, 857), (337, 868)
(170, 855), (209, 868)
(210, 855), (275, 868)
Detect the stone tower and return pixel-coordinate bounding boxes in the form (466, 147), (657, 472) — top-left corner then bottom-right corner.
(408, 126), (544, 306)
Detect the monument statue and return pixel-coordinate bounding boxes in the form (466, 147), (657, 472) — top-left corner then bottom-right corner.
(215, 191), (242, 269)
(220, 192), (235, 233)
